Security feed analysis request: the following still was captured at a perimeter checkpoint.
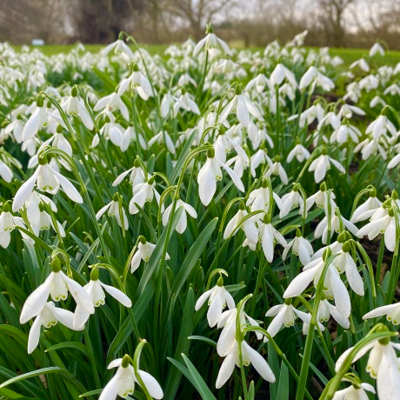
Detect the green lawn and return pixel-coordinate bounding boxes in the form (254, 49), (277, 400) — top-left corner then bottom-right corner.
(13, 44), (400, 66)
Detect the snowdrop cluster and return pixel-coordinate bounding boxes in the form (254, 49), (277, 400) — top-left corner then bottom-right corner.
(0, 28), (400, 400)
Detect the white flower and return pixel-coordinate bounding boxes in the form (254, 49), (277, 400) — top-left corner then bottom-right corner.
(258, 216), (287, 263)
(332, 381), (375, 400)
(21, 99), (48, 142)
(96, 195), (129, 230)
(282, 231), (313, 266)
(130, 238), (170, 273)
(314, 212), (358, 245)
(219, 90), (262, 128)
(369, 42), (385, 57)
(0, 209), (34, 248)
(308, 151), (345, 183)
(197, 150), (244, 206)
(350, 58), (370, 72)
(250, 149), (273, 177)
(118, 67), (153, 100)
(331, 243), (364, 296)
(61, 88), (94, 130)
(162, 199), (197, 234)
(195, 283), (235, 327)
(94, 93), (129, 121)
(112, 162), (146, 187)
(265, 302), (324, 339)
(279, 187), (304, 218)
(148, 130), (176, 155)
(215, 339), (275, 389)
(335, 339), (400, 400)
(129, 178), (162, 214)
(193, 27), (231, 57)
(100, 355), (163, 400)
(27, 301), (82, 354)
(101, 39), (134, 59)
(264, 159), (288, 185)
(351, 193), (381, 223)
(283, 254), (351, 318)
(357, 208), (396, 252)
(364, 302), (400, 325)
(246, 182), (282, 215)
(366, 115), (396, 140)
(12, 161), (83, 212)
(287, 144), (310, 163)
(270, 63), (297, 87)
(20, 262), (94, 329)
(223, 205), (258, 243)
(318, 299), (350, 330)
(74, 271), (132, 329)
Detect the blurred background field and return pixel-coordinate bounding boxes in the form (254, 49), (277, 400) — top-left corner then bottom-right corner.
(2, 0), (400, 51)
(13, 44), (400, 67)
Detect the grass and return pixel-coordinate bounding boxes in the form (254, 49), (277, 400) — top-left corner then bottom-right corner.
(13, 43), (400, 66)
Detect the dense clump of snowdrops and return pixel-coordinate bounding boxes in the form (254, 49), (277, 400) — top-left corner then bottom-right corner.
(0, 26), (400, 399)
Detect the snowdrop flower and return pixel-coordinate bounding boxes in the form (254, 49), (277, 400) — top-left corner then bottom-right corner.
(101, 39), (134, 59)
(370, 95), (386, 108)
(129, 176), (162, 214)
(160, 92), (185, 118)
(317, 111), (341, 131)
(331, 378), (375, 400)
(366, 115), (396, 140)
(306, 183), (336, 211)
(130, 237), (170, 273)
(351, 188), (381, 223)
(318, 298), (350, 329)
(288, 104), (324, 128)
(270, 63), (297, 87)
(331, 241), (364, 296)
(331, 125), (361, 145)
(335, 333), (400, 400)
(264, 156), (288, 185)
(350, 58), (370, 72)
(299, 66), (334, 92)
(12, 159), (83, 212)
(30, 202), (65, 238)
(245, 71), (270, 93)
(223, 202), (258, 243)
(197, 148), (244, 206)
(20, 258), (94, 327)
(0, 205), (34, 248)
(195, 279), (235, 327)
(287, 143), (310, 163)
(216, 338), (275, 389)
(148, 129), (176, 155)
(258, 214), (287, 263)
(250, 148), (273, 177)
(388, 150), (400, 169)
(338, 104), (365, 120)
(94, 92), (129, 121)
(219, 86), (262, 128)
(265, 301), (325, 338)
(74, 268), (132, 328)
(0, 157), (14, 182)
(27, 301), (82, 354)
(21, 96), (48, 142)
(112, 160), (146, 188)
(279, 185), (305, 218)
(246, 179), (282, 215)
(100, 353), (163, 400)
(117, 64), (153, 100)
(284, 250), (351, 318)
(193, 24), (231, 57)
(61, 86), (94, 130)
(96, 193), (129, 230)
(282, 230), (313, 265)
(308, 148), (345, 183)
(174, 91), (200, 115)
(357, 207), (396, 252)
(364, 302), (400, 325)
(314, 210), (358, 245)
(369, 42), (385, 57)
(162, 199), (197, 234)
